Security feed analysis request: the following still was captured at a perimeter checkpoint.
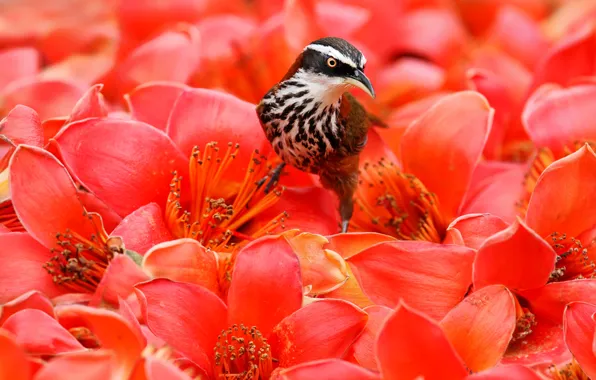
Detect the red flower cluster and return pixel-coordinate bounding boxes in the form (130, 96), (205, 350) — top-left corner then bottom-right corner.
(1, 0), (596, 378)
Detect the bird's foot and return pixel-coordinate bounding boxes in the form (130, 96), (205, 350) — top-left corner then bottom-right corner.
(341, 220), (350, 233)
(256, 162), (286, 194)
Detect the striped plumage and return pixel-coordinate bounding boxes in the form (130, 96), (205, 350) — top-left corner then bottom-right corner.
(256, 37), (386, 233)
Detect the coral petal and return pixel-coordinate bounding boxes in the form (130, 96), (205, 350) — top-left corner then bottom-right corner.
(526, 144), (596, 239)
(2, 78), (85, 121)
(2, 309), (84, 355)
(273, 359), (380, 380)
(563, 302), (596, 377)
(0, 290), (54, 326)
(473, 218), (556, 291)
(466, 365), (541, 379)
(520, 280), (596, 324)
(0, 47), (39, 92)
(9, 145), (97, 249)
(111, 203), (173, 255)
(400, 91), (493, 221)
(440, 285), (516, 372)
(444, 213), (508, 250)
(66, 84), (108, 124)
(348, 241), (475, 320)
(227, 235), (302, 337)
(166, 88), (268, 166)
(0, 232), (61, 303)
(53, 118), (187, 217)
(125, 81), (188, 131)
(273, 299), (367, 367)
(376, 302), (468, 379)
(90, 254), (150, 307)
(523, 83), (596, 156)
(0, 330), (31, 380)
(504, 320), (569, 366)
(323, 263), (374, 309)
(351, 305), (392, 370)
(56, 305), (145, 378)
(325, 232), (396, 260)
(142, 239), (219, 293)
(135, 278), (227, 375)
(0, 105), (43, 148)
(34, 350), (115, 380)
(130, 356), (192, 380)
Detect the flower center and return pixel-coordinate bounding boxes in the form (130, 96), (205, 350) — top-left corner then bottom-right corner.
(214, 324), (274, 380)
(0, 200), (23, 231)
(511, 307), (536, 342)
(351, 159), (446, 242)
(548, 232), (596, 282)
(43, 212), (123, 293)
(165, 142), (287, 252)
(549, 359), (590, 380)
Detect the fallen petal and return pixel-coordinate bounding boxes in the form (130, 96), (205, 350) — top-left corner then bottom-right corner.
(444, 213), (508, 250)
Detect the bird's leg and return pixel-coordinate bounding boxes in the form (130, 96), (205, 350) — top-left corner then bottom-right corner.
(256, 162), (286, 194)
(339, 194), (354, 233)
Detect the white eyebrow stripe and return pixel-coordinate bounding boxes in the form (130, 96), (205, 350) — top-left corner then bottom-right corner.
(305, 44), (358, 68)
(360, 55), (367, 67)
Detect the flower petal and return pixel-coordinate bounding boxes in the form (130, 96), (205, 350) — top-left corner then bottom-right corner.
(284, 232), (349, 295)
(348, 241), (475, 320)
(400, 91), (493, 221)
(466, 364), (541, 379)
(111, 203), (173, 255)
(66, 83), (109, 124)
(530, 23), (596, 92)
(112, 26), (200, 96)
(130, 356), (193, 380)
(460, 161), (526, 224)
(272, 299), (367, 367)
(322, 263), (374, 309)
(375, 301), (468, 379)
(9, 145), (97, 249)
(0, 105), (43, 148)
(2, 309), (84, 355)
(227, 235), (302, 337)
(523, 83), (596, 156)
(246, 187), (341, 236)
(77, 189), (123, 233)
(444, 213), (508, 250)
(350, 305), (392, 371)
(142, 238), (219, 293)
(90, 254), (150, 308)
(519, 280), (596, 324)
(526, 144), (596, 239)
(125, 81), (188, 131)
(166, 88), (269, 165)
(0, 290), (54, 326)
(0, 232), (62, 303)
(503, 320), (569, 366)
(2, 78), (86, 121)
(563, 302), (596, 377)
(0, 47), (39, 92)
(272, 359), (380, 380)
(53, 117), (187, 217)
(135, 278), (227, 375)
(440, 285), (516, 372)
(56, 305), (145, 378)
(473, 218), (556, 291)
(325, 232), (396, 260)
(0, 330), (32, 380)
(34, 350), (115, 380)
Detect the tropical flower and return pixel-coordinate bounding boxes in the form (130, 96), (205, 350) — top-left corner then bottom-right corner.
(350, 91), (493, 243)
(135, 234), (368, 379)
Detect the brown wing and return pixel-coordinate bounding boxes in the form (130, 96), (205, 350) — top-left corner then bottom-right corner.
(337, 92), (387, 156)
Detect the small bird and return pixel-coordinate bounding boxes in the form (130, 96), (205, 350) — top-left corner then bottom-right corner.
(256, 36), (386, 233)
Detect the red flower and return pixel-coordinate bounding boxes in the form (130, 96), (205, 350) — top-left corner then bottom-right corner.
(135, 235), (368, 379)
(351, 91), (493, 243)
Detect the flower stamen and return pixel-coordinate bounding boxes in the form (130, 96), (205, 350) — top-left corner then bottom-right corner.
(548, 232), (596, 282)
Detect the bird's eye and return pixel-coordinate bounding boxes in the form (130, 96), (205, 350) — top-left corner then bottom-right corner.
(327, 57), (337, 68)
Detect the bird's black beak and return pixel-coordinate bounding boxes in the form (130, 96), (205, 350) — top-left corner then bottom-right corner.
(344, 69), (375, 99)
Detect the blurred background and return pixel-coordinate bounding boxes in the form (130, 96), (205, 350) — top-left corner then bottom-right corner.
(0, 0), (594, 162)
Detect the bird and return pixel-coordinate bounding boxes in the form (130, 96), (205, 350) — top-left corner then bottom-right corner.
(255, 36), (387, 233)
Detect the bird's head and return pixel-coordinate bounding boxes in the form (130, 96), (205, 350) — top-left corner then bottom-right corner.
(285, 37), (375, 105)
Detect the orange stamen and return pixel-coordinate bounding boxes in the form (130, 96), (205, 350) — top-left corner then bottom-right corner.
(214, 324), (274, 380)
(549, 359), (590, 380)
(352, 159), (446, 243)
(43, 212), (122, 294)
(165, 142), (286, 253)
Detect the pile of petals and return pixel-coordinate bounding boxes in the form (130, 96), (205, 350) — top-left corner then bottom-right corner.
(2, 0), (596, 378)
